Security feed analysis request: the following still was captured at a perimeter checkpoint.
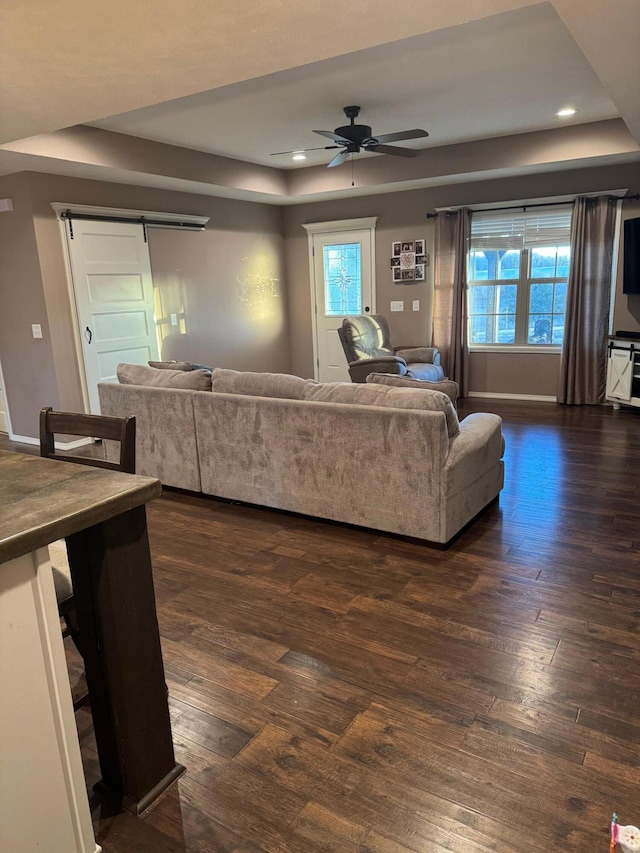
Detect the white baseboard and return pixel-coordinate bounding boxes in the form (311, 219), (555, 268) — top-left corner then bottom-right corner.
(467, 391), (557, 402)
(10, 434), (40, 446)
(10, 434), (95, 450)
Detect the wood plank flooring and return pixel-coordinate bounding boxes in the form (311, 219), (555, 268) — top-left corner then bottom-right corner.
(4, 399), (640, 852)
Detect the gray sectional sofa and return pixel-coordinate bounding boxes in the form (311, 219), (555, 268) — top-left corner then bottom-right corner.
(98, 364), (505, 545)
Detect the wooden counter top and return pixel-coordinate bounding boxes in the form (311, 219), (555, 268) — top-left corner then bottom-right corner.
(0, 449), (161, 564)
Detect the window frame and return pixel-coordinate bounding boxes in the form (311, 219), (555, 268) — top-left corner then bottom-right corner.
(467, 208), (572, 353)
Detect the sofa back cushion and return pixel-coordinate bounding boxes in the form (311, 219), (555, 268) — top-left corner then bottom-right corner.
(366, 373), (459, 405)
(148, 360), (194, 371)
(148, 360), (215, 372)
(212, 368), (313, 400)
(117, 362), (212, 390)
(303, 381), (460, 437)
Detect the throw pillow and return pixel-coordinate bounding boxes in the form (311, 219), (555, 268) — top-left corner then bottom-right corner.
(148, 360), (194, 371)
(212, 368), (314, 400)
(302, 381), (460, 437)
(366, 373), (459, 405)
(118, 363), (212, 391)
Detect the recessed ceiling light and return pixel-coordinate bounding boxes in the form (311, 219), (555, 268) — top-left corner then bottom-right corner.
(292, 152), (306, 161)
(556, 108), (577, 117)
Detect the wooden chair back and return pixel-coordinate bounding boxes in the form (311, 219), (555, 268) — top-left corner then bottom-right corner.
(39, 407), (136, 474)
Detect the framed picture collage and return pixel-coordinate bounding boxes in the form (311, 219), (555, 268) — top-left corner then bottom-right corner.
(390, 239), (429, 283)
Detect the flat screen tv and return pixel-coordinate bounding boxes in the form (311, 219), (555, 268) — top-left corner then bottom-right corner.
(623, 216), (640, 295)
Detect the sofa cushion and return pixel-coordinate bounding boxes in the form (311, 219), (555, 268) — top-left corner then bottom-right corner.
(148, 360), (194, 371)
(118, 362), (212, 390)
(366, 373), (459, 404)
(212, 368), (313, 400)
(302, 381), (460, 437)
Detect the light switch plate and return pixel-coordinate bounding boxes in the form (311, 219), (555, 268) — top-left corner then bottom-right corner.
(390, 301), (404, 312)
(31, 324), (43, 339)
(413, 300), (420, 311)
(170, 313), (178, 326)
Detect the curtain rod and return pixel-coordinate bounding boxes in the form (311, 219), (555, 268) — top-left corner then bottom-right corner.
(425, 193), (639, 218)
(60, 209), (206, 241)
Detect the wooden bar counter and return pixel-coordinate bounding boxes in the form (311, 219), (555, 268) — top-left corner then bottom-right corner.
(0, 450), (184, 852)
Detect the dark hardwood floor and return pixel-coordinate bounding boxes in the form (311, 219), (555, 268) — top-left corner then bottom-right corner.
(4, 399), (640, 852)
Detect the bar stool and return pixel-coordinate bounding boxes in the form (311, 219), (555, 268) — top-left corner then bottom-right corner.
(39, 407), (136, 706)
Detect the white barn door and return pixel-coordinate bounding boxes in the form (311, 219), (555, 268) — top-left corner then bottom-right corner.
(65, 219), (159, 413)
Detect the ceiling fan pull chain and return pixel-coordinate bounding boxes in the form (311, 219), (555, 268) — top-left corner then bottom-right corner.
(351, 154), (355, 188)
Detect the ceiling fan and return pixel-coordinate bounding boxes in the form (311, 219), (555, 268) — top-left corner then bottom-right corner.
(272, 105), (429, 167)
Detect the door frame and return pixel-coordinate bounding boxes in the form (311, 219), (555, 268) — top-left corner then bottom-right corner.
(303, 217), (377, 381)
(51, 203), (209, 413)
(0, 357), (13, 437)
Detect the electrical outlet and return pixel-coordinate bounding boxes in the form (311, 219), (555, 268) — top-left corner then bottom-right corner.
(170, 313), (178, 326)
(31, 324), (43, 339)
(390, 301), (404, 312)
(413, 300), (420, 311)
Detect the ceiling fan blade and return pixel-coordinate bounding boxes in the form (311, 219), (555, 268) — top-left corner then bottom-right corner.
(371, 129), (429, 144)
(313, 129), (351, 143)
(369, 144), (419, 158)
(327, 149), (351, 168)
(270, 145), (339, 155)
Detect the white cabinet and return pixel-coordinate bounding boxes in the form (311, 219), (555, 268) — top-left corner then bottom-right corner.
(606, 337), (640, 409)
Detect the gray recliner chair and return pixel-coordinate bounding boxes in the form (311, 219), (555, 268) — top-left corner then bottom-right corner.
(338, 314), (445, 383)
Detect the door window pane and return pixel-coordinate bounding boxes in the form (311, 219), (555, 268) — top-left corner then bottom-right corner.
(323, 243), (362, 316)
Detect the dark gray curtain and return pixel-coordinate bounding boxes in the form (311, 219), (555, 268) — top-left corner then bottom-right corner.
(558, 196), (617, 405)
(433, 209), (470, 396)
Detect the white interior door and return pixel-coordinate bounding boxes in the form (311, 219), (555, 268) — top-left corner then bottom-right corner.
(65, 220), (159, 413)
(310, 227), (375, 383)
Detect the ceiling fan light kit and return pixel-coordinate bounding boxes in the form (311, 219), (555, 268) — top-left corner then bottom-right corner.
(271, 105), (428, 168)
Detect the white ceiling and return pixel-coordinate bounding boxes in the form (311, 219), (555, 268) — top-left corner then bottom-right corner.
(1, 0), (639, 202)
(89, 5), (617, 170)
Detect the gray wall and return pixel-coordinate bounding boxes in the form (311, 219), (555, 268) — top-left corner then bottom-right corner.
(0, 174), (62, 438)
(284, 161), (640, 395)
(0, 171), (288, 438)
(1, 160), (639, 439)
(612, 198), (640, 336)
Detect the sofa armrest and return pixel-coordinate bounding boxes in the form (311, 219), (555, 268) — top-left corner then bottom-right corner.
(394, 346), (440, 366)
(443, 413), (504, 494)
(348, 355), (408, 383)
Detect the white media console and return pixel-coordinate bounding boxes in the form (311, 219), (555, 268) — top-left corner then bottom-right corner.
(606, 335), (640, 409)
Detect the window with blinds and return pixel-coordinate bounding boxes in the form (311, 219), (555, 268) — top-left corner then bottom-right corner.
(468, 206), (572, 347)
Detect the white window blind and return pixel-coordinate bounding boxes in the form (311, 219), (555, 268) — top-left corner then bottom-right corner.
(470, 206), (572, 250)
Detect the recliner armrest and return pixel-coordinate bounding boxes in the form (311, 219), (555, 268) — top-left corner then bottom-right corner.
(347, 355), (408, 383)
(394, 346), (440, 366)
